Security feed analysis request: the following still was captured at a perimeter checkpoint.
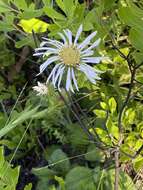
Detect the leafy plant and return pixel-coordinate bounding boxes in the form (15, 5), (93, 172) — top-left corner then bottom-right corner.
(0, 0), (143, 190)
(0, 146), (32, 190)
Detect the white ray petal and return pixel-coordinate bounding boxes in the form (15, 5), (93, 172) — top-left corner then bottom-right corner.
(41, 37), (48, 41)
(35, 51), (58, 57)
(78, 64), (101, 84)
(46, 67), (55, 84)
(80, 64), (95, 78)
(68, 30), (73, 45)
(82, 57), (103, 64)
(77, 31), (97, 50)
(40, 39), (63, 48)
(50, 40), (63, 47)
(42, 38), (63, 46)
(66, 67), (71, 91)
(34, 48), (58, 57)
(58, 66), (65, 91)
(35, 47), (50, 51)
(63, 30), (68, 38)
(52, 63), (62, 86)
(46, 63), (61, 84)
(58, 32), (67, 44)
(71, 68), (79, 91)
(41, 41), (61, 49)
(53, 64), (63, 87)
(69, 68), (74, 92)
(41, 39), (63, 49)
(66, 68), (74, 92)
(40, 41), (48, 47)
(39, 56), (59, 74)
(64, 29), (72, 45)
(35, 47), (58, 52)
(79, 65), (96, 83)
(74, 25), (83, 45)
(80, 50), (94, 57)
(82, 63), (102, 75)
(33, 52), (44, 56)
(82, 63), (103, 80)
(82, 38), (101, 54)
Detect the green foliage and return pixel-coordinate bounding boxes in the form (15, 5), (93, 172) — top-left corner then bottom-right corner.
(108, 97), (117, 114)
(0, 106), (38, 138)
(48, 149), (70, 173)
(24, 183), (33, 190)
(99, 169), (137, 190)
(85, 144), (105, 162)
(0, 0), (143, 189)
(65, 166), (95, 190)
(0, 146), (32, 190)
(0, 147), (20, 190)
(32, 167), (56, 190)
(0, 36), (15, 67)
(66, 124), (89, 147)
(43, 0), (84, 35)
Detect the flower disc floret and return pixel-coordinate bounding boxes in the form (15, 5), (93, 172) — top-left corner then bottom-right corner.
(59, 45), (80, 66)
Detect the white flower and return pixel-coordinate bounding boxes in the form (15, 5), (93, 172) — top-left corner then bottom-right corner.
(34, 25), (105, 92)
(33, 82), (48, 96)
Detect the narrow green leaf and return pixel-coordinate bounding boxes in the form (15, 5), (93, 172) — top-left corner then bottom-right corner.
(42, 0), (53, 6)
(0, 1), (10, 12)
(56, 0), (66, 13)
(44, 7), (65, 20)
(63, 0), (75, 17)
(0, 22), (13, 32)
(0, 107), (38, 138)
(13, 0), (28, 9)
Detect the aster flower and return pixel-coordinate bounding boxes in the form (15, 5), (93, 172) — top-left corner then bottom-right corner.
(33, 82), (48, 96)
(34, 25), (105, 92)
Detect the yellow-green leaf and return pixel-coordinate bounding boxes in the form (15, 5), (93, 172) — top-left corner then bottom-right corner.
(24, 183), (32, 190)
(100, 102), (107, 110)
(18, 18), (49, 33)
(108, 97), (117, 114)
(93, 109), (106, 118)
(133, 156), (143, 171)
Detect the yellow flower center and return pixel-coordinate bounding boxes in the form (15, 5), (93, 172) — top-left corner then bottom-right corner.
(59, 45), (80, 66)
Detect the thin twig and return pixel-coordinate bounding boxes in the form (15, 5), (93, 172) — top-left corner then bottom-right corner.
(118, 67), (136, 133)
(68, 92), (102, 143)
(66, 91), (112, 148)
(134, 79), (143, 85)
(58, 90), (95, 142)
(111, 40), (137, 190)
(114, 147), (120, 190)
(114, 67), (136, 190)
(135, 62), (143, 69)
(58, 90), (108, 150)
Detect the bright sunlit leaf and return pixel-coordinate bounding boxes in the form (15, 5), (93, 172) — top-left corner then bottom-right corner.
(18, 18), (49, 33)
